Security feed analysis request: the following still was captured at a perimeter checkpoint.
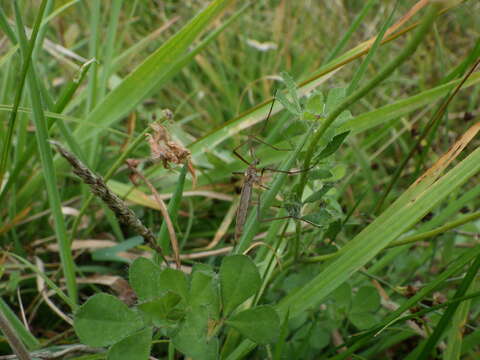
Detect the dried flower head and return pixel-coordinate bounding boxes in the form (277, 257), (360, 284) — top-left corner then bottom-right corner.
(146, 122), (191, 168)
(145, 122), (196, 187)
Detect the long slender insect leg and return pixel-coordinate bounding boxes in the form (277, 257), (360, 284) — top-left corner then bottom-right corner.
(233, 139), (254, 166)
(248, 134), (292, 152)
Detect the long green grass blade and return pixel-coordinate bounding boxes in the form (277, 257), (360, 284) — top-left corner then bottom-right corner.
(0, 298), (40, 350)
(280, 146), (480, 316)
(14, 2), (77, 303)
(417, 255), (480, 359)
(0, 1), (47, 186)
(74, 0), (234, 145)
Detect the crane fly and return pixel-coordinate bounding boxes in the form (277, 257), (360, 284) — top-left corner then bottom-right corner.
(232, 92), (314, 242)
(233, 158), (261, 241)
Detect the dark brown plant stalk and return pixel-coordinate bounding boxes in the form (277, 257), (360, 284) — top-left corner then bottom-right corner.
(50, 141), (168, 264)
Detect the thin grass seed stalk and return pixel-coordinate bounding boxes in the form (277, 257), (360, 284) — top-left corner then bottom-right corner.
(50, 141), (168, 264)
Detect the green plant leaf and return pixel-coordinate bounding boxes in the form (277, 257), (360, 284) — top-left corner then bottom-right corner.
(351, 286), (380, 313)
(159, 268), (190, 301)
(276, 91), (301, 116)
(189, 267), (220, 319)
(220, 255), (261, 315)
(303, 183), (334, 203)
(308, 169), (333, 180)
(129, 257), (163, 301)
(281, 72), (301, 113)
(172, 310), (219, 360)
(324, 88), (346, 114)
(347, 286), (380, 330)
(309, 324), (330, 350)
(138, 292), (184, 327)
(330, 282), (352, 310)
(225, 306), (280, 345)
(74, 293), (143, 347)
(301, 210), (332, 227)
(130, 258), (188, 301)
(305, 91), (325, 116)
(348, 312), (378, 330)
(315, 131), (350, 160)
(107, 327), (152, 360)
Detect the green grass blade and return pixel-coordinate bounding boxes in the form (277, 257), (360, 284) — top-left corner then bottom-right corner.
(279, 145), (480, 316)
(0, 298), (40, 350)
(417, 255), (480, 359)
(13, 2), (77, 304)
(98, 0), (122, 100)
(0, 5), (17, 43)
(0, 1), (47, 186)
(323, 0), (376, 64)
(347, 1), (398, 94)
(443, 280), (477, 359)
(5, 252), (76, 310)
(338, 72), (480, 135)
(74, 0), (235, 145)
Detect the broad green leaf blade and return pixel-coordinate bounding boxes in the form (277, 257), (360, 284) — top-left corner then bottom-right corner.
(74, 293), (143, 347)
(331, 283), (352, 310)
(74, 0), (234, 144)
(107, 327), (152, 360)
(305, 91), (325, 115)
(303, 183), (334, 204)
(138, 292), (183, 326)
(172, 310), (219, 360)
(220, 255), (261, 315)
(129, 258), (189, 301)
(348, 312), (378, 330)
(189, 267), (220, 320)
(348, 286), (381, 330)
(324, 88), (347, 114)
(351, 286), (380, 313)
(315, 131), (350, 160)
(225, 306), (280, 345)
(129, 257), (163, 301)
(276, 91), (301, 116)
(301, 210), (332, 227)
(281, 72), (301, 112)
(308, 169), (333, 180)
(159, 268), (189, 301)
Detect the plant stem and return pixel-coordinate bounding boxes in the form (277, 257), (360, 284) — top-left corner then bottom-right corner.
(0, 308), (31, 360)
